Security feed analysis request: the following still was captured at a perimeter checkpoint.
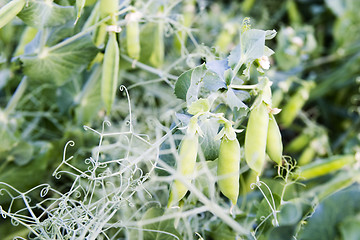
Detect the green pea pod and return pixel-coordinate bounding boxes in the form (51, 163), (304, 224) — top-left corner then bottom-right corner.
(101, 32), (119, 114)
(217, 137), (240, 205)
(168, 134), (199, 207)
(0, 0), (26, 29)
(280, 82), (314, 127)
(271, 88), (283, 109)
(149, 15), (164, 67)
(240, 169), (258, 195)
(284, 132), (311, 153)
(100, 0), (118, 21)
(287, 0), (302, 25)
(266, 114), (283, 165)
(297, 145), (316, 166)
(295, 155), (355, 180)
(173, 0), (195, 53)
(316, 171), (359, 201)
(126, 12), (140, 60)
(245, 101), (269, 175)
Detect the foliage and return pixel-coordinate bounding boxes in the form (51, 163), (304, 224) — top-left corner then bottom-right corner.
(0, 0), (359, 239)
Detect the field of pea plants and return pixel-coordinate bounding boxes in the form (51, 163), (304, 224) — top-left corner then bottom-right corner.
(0, 0), (359, 239)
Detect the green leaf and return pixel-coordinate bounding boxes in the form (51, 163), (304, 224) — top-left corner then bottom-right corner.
(338, 214), (360, 240)
(11, 141), (34, 166)
(228, 29), (267, 79)
(206, 59), (229, 82)
(21, 35), (98, 85)
(228, 44), (241, 69)
(174, 69), (193, 100)
(0, 141), (53, 193)
(202, 71), (226, 92)
(138, 207), (182, 240)
(267, 226), (295, 240)
(241, 29), (266, 62)
(75, 65), (102, 124)
(199, 118), (221, 161)
(278, 200), (302, 226)
(0, 121), (18, 153)
(18, 0), (75, 28)
(298, 186), (360, 240)
(186, 64), (207, 106)
(187, 98), (210, 115)
(226, 88), (248, 111)
(174, 64), (207, 104)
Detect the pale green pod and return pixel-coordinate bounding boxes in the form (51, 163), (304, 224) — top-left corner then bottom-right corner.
(295, 155), (355, 180)
(101, 32), (119, 114)
(244, 101), (269, 175)
(168, 134), (199, 207)
(217, 137), (240, 205)
(297, 145), (316, 166)
(280, 82), (315, 127)
(0, 0), (26, 29)
(266, 114), (283, 165)
(173, 0), (195, 53)
(149, 17), (164, 67)
(126, 12), (140, 60)
(100, 0), (118, 19)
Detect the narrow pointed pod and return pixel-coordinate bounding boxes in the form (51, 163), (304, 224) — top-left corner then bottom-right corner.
(94, 0), (118, 48)
(126, 12), (140, 60)
(149, 13), (164, 67)
(0, 0), (26, 29)
(266, 114), (283, 165)
(101, 32), (119, 114)
(173, 0), (195, 53)
(294, 155), (356, 180)
(168, 134), (199, 207)
(297, 145), (316, 166)
(280, 82), (315, 127)
(284, 132), (311, 153)
(245, 101), (269, 175)
(217, 136), (241, 205)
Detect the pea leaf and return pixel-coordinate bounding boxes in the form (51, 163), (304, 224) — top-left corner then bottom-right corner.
(174, 69), (192, 100)
(11, 141), (34, 166)
(226, 88), (249, 111)
(174, 64), (207, 104)
(267, 226), (295, 240)
(0, 141), (53, 192)
(278, 200), (303, 226)
(21, 35), (98, 86)
(202, 71), (227, 91)
(186, 64), (207, 106)
(338, 214), (360, 240)
(298, 186), (360, 240)
(18, 0), (75, 28)
(228, 29), (268, 79)
(228, 44), (241, 69)
(136, 207), (182, 240)
(75, 65), (102, 124)
(199, 118), (221, 160)
(206, 59), (230, 82)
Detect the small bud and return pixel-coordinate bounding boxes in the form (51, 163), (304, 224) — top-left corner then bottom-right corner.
(258, 56), (270, 70)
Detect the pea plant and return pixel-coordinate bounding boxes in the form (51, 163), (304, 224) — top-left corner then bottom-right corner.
(1, 0), (360, 239)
